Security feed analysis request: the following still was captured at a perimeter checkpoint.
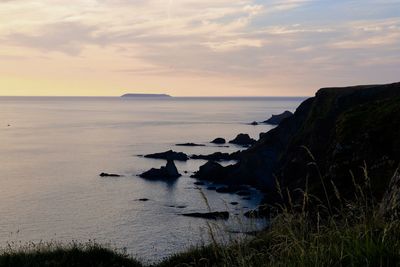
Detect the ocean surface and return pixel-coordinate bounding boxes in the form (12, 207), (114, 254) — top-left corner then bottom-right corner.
(0, 96), (305, 262)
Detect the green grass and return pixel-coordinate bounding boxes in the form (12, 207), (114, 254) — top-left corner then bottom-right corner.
(0, 242), (142, 267)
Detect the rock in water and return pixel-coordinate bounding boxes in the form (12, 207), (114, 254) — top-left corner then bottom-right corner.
(176, 143), (206, 147)
(211, 138), (226, 144)
(139, 159), (181, 179)
(144, 150), (189, 161)
(181, 211), (229, 220)
(190, 151), (241, 161)
(99, 173), (121, 177)
(191, 161), (225, 181)
(229, 134), (256, 146)
(165, 159), (180, 177)
(263, 110), (293, 125)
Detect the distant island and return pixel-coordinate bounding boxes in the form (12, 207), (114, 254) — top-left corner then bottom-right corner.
(121, 93), (172, 98)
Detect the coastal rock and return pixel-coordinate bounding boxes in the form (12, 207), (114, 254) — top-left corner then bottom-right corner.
(144, 150), (189, 161)
(229, 134), (256, 146)
(176, 143), (206, 147)
(181, 211), (229, 220)
(190, 151), (241, 161)
(211, 138), (226, 144)
(99, 173), (121, 177)
(191, 161), (225, 181)
(263, 110), (293, 125)
(136, 198), (150, 202)
(250, 121), (259, 126)
(218, 82), (400, 207)
(139, 159), (181, 179)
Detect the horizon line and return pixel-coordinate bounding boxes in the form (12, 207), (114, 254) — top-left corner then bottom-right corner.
(0, 95), (310, 98)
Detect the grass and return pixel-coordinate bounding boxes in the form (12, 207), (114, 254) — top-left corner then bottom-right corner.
(157, 166), (400, 267)
(0, 242), (142, 267)
(1, 169), (400, 267)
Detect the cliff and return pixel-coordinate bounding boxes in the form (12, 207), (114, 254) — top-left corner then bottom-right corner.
(222, 82), (400, 202)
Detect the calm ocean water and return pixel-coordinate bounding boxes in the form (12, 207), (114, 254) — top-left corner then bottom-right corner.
(0, 96), (304, 262)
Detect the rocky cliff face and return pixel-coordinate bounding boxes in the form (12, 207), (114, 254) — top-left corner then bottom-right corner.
(223, 82), (400, 202)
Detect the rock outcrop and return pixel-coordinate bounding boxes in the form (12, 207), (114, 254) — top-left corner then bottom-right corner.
(181, 211), (229, 220)
(139, 159), (181, 179)
(191, 161), (226, 181)
(190, 151), (241, 161)
(229, 134), (256, 146)
(144, 150), (189, 161)
(211, 82), (400, 205)
(99, 173), (121, 177)
(211, 138), (226, 144)
(176, 143), (206, 147)
(263, 111), (293, 125)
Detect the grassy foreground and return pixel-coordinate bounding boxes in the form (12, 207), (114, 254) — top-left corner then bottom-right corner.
(2, 202), (400, 266)
(1, 171), (400, 267)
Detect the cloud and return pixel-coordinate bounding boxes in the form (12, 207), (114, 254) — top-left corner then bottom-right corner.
(5, 22), (104, 55)
(0, 0), (399, 95)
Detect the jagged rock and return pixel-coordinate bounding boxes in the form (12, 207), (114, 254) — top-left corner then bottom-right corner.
(99, 173), (121, 177)
(139, 159), (181, 179)
(144, 150), (189, 161)
(263, 111), (293, 125)
(211, 138), (226, 144)
(229, 134), (256, 146)
(190, 151), (241, 161)
(181, 211), (229, 220)
(176, 143), (206, 147)
(165, 160), (180, 176)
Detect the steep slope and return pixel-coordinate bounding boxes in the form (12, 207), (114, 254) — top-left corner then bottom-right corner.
(224, 82), (400, 202)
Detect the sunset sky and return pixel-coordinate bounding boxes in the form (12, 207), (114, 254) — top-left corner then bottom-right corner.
(0, 0), (399, 96)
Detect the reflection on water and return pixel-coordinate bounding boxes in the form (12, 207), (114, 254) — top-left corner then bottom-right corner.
(0, 96), (304, 261)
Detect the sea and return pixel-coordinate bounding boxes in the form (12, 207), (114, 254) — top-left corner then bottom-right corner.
(0, 96), (305, 262)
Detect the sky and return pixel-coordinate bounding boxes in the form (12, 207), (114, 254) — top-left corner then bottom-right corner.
(0, 0), (399, 96)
